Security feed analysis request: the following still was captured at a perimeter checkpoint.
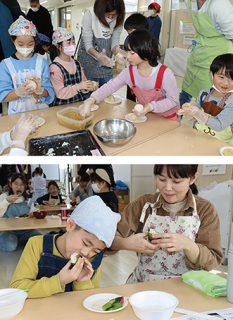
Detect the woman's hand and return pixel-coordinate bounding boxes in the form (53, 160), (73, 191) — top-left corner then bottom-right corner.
(71, 196), (76, 202)
(133, 103), (153, 117)
(151, 233), (193, 252)
(42, 200), (50, 206)
(76, 258), (94, 282)
(97, 49), (114, 67)
(79, 97), (95, 120)
(125, 233), (158, 254)
(6, 194), (18, 203)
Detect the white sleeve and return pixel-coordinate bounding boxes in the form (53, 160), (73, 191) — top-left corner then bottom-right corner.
(0, 194), (10, 218)
(0, 131), (13, 155)
(81, 10), (94, 52)
(111, 25), (123, 49)
(8, 148), (28, 156)
(209, 0), (233, 39)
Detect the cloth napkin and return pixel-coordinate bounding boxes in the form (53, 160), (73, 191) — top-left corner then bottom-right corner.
(182, 270), (227, 297)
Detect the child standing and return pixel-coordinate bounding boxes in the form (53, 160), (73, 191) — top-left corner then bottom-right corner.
(36, 181), (64, 206)
(0, 16), (54, 115)
(9, 196), (121, 298)
(90, 169), (118, 213)
(80, 29), (180, 122)
(50, 27), (98, 106)
(0, 173), (40, 252)
(35, 33), (51, 65)
(180, 54), (233, 145)
(31, 167), (46, 203)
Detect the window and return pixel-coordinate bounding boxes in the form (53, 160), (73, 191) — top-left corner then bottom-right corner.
(125, 0), (138, 13)
(49, 9), (55, 28)
(59, 6), (71, 30)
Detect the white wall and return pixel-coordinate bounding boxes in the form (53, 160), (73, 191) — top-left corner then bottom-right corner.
(113, 165), (131, 188)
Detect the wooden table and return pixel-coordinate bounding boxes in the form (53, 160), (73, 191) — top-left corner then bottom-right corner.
(0, 96), (179, 156)
(13, 277), (232, 320)
(35, 204), (76, 212)
(118, 125), (231, 156)
(0, 216), (67, 231)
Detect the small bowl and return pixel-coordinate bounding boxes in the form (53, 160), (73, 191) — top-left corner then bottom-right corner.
(33, 211), (47, 219)
(93, 118), (136, 147)
(0, 288), (28, 320)
(129, 291), (179, 320)
(70, 201), (76, 206)
(219, 146), (233, 156)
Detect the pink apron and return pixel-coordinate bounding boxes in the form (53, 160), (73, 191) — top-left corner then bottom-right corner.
(129, 65), (181, 122)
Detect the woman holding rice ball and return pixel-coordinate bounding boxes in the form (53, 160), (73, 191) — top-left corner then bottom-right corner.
(79, 29), (180, 122)
(0, 16), (54, 115)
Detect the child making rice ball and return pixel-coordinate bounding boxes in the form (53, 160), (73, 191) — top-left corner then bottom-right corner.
(0, 16), (54, 115)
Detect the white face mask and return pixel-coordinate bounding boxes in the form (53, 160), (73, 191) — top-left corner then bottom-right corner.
(31, 7), (39, 12)
(62, 44), (76, 56)
(92, 183), (101, 194)
(105, 17), (113, 23)
(16, 46), (34, 57)
(148, 9), (154, 15)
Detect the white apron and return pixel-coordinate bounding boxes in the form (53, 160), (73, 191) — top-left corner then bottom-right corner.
(127, 194), (201, 283)
(4, 56), (49, 115)
(48, 193), (60, 205)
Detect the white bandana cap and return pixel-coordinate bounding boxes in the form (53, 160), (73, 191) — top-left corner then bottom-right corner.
(69, 196), (121, 247)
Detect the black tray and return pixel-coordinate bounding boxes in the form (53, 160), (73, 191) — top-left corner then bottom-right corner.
(29, 130), (105, 156)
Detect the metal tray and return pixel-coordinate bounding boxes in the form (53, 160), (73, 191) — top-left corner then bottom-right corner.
(29, 130), (105, 156)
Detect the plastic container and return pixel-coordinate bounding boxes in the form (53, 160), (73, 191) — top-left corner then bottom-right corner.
(129, 291), (179, 320)
(227, 243), (233, 303)
(57, 107), (94, 131)
(0, 288), (28, 320)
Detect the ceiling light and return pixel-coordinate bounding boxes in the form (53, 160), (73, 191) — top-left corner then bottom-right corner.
(40, 1), (48, 4)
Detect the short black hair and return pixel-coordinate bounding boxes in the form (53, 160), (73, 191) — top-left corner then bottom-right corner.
(210, 54), (233, 80)
(80, 172), (90, 183)
(30, 0), (39, 3)
(124, 13), (149, 32)
(124, 29), (160, 67)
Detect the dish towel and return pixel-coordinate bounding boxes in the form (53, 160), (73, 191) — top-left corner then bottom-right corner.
(182, 270), (227, 297)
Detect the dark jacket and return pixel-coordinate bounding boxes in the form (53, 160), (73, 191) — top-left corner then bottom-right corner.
(26, 5), (53, 41)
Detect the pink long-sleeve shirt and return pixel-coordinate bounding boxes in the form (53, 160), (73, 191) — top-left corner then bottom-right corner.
(50, 57), (87, 100)
(92, 63), (179, 113)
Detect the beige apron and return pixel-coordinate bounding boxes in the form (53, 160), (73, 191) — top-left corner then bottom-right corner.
(126, 194), (201, 283)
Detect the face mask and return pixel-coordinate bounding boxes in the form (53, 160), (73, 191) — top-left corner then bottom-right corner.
(62, 44), (76, 56)
(16, 46), (34, 57)
(31, 7), (39, 12)
(92, 183), (101, 194)
(105, 17), (113, 23)
(148, 10), (154, 15)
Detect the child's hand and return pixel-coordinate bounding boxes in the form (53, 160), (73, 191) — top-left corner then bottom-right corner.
(6, 194), (19, 203)
(76, 258), (94, 282)
(79, 97), (95, 120)
(15, 82), (33, 96)
(133, 103), (153, 117)
(76, 81), (93, 92)
(28, 77), (44, 95)
(42, 201), (50, 206)
(29, 212), (35, 218)
(182, 106), (208, 125)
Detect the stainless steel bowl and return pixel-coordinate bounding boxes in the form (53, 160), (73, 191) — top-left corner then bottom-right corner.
(93, 118), (136, 147)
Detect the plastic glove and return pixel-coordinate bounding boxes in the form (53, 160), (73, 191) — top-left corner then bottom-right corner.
(178, 103), (194, 120)
(12, 114), (39, 149)
(133, 103), (154, 117)
(15, 82), (33, 96)
(76, 80), (93, 92)
(181, 106), (208, 125)
(96, 49), (115, 67)
(116, 54), (129, 67)
(79, 97), (95, 120)
(28, 76), (44, 95)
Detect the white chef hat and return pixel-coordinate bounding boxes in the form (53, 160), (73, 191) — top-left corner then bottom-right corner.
(69, 196), (121, 248)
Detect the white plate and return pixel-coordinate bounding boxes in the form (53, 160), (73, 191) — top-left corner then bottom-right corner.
(125, 113), (147, 123)
(104, 96), (122, 104)
(83, 293), (128, 313)
(79, 104), (99, 111)
(38, 117), (45, 126)
(15, 216), (29, 219)
(219, 146), (233, 156)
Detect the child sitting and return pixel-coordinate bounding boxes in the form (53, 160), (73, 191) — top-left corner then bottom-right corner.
(80, 29), (180, 122)
(50, 27), (98, 106)
(36, 180), (64, 206)
(0, 16), (54, 115)
(9, 196), (121, 298)
(70, 173), (93, 204)
(35, 33), (51, 65)
(180, 54), (233, 145)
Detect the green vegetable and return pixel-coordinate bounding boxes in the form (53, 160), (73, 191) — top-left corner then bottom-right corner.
(16, 191), (22, 196)
(102, 296), (123, 311)
(18, 214), (28, 218)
